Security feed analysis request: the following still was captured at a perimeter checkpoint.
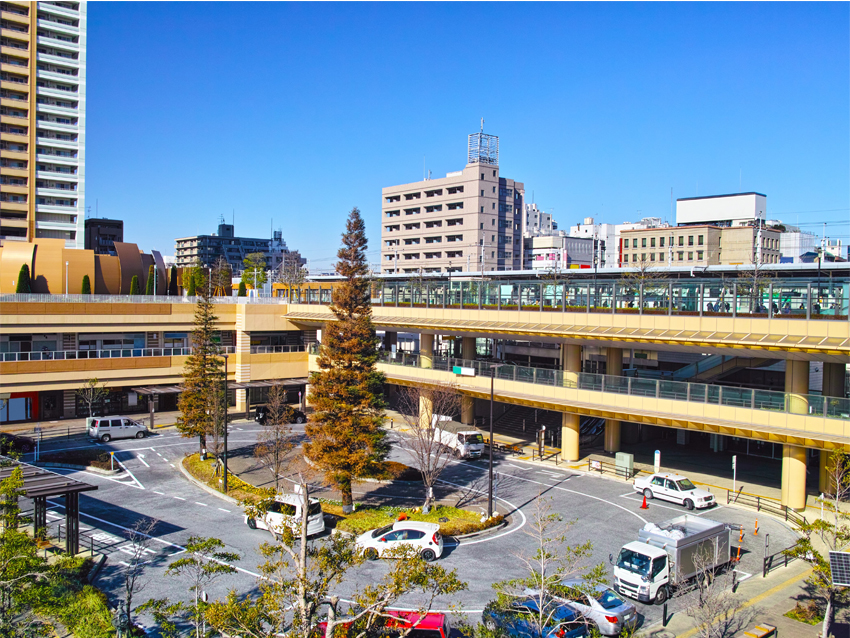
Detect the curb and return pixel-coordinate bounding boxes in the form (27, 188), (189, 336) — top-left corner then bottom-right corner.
(177, 457), (240, 506)
(35, 461), (122, 476)
(453, 517), (509, 540)
(87, 552), (108, 584)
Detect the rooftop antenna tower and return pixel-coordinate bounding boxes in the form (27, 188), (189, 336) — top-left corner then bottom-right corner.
(468, 118), (499, 166)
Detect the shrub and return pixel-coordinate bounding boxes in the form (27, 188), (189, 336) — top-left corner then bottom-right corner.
(238, 281), (247, 297)
(81, 274), (91, 295)
(145, 265), (155, 295)
(187, 271), (196, 296)
(168, 265), (178, 296)
(16, 263), (31, 293)
(129, 275), (140, 295)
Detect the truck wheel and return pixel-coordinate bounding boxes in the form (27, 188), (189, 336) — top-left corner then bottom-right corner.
(684, 498), (695, 510)
(454, 448), (462, 459)
(654, 586), (668, 605)
(643, 488), (654, 500)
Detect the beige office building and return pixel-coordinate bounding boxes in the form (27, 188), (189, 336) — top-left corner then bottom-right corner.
(620, 225), (781, 267)
(1, 1), (87, 247)
(380, 131), (525, 273)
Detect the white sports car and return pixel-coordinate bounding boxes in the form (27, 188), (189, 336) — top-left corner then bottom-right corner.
(356, 521), (444, 562)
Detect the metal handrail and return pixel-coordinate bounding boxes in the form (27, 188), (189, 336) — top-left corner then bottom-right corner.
(0, 293), (286, 304)
(249, 345), (306, 354)
(2, 345), (236, 362)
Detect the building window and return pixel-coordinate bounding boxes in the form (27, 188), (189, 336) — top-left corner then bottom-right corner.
(697, 251), (704, 260)
(688, 251), (693, 260)
(650, 253), (655, 261)
(650, 238), (656, 248)
(678, 236), (684, 246)
(641, 253), (646, 261)
(678, 251), (684, 261)
(688, 236), (694, 246)
(698, 235), (704, 246)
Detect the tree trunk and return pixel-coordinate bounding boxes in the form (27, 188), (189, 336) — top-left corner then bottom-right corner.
(340, 477), (354, 514)
(822, 591), (832, 638)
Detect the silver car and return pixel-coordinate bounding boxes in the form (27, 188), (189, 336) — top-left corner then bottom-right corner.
(554, 580), (637, 636)
(87, 416), (148, 442)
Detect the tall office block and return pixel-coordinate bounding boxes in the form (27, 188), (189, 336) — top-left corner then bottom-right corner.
(1, 1), (86, 247)
(380, 129), (525, 274)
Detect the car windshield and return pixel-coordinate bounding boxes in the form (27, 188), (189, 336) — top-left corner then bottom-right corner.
(466, 434), (484, 444)
(372, 524), (394, 539)
(617, 549), (651, 576)
(595, 588), (625, 610)
(676, 479), (696, 491)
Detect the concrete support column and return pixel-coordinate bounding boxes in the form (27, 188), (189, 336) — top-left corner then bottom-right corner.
(419, 393), (433, 429)
(561, 412), (580, 462)
(822, 362), (846, 398)
(819, 450), (835, 496)
(234, 307), (251, 413)
(384, 331), (397, 351)
(461, 395), (474, 425)
(462, 336), (476, 362)
(304, 383), (312, 408)
(604, 347), (623, 453)
(781, 444), (807, 511)
(560, 343), (581, 387)
(420, 334), (434, 369)
(784, 360), (810, 414)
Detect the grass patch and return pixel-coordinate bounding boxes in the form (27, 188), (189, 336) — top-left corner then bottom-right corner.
(182, 453), (274, 504)
(784, 601), (823, 625)
(39, 448), (113, 471)
(321, 501), (504, 537)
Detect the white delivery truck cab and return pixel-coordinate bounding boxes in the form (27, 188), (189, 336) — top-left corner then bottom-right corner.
(432, 418), (485, 460)
(613, 516), (731, 604)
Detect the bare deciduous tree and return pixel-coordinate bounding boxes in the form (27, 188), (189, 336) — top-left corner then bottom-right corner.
(210, 256), (233, 297)
(76, 377), (109, 418)
(681, 548), (756, 638)
(121, 516), (160, 628)
(254, 382), (294, 492)
(737, 259), (776, 316)
(278, 259), (307, 302)
(619, 257), (667, 309)
(397, 383), (461, 512)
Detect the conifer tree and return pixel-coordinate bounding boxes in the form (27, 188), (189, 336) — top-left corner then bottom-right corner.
(186, 271), (197, 296)
(145, 265), (155, 295)
(169, 266), (179, 296)
(177, 268), (223, 456)
(130, 275), (140, 295)
(81, 274), (92, 294)
(305, 207), (388, 513)
(237, 281), (247, 297)
(15, 264), (31, 293)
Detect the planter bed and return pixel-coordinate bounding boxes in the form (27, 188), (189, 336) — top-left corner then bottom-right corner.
(39, 448), (113, 471)
(321, 501), (504, 537)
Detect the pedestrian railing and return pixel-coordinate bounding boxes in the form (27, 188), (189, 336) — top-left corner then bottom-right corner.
(2, 345), (236, 362)
(725, 488), (807, 529)
(587, 458), (642, 480)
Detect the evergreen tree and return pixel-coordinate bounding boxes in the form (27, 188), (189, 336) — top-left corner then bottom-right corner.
(81, 274), (92, 294)
(129, 275), (140, 295)
(15, 264), (31, 294)
(240, 252), (267, 289)
(169, 266), (179, 296)
(186, 270), (197, 296)
(145, 265), (155, 295)
(177, 268), (223, 456)
(305, 207), (388, 513)
(237, 281), (247, 297)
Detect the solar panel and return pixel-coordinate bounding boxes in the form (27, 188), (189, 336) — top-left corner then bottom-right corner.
(829, 551), (850, 588)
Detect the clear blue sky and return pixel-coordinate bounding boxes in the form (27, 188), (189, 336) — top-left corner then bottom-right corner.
(86, 2), (849, 268)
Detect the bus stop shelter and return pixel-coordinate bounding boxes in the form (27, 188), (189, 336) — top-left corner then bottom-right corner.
(0, 458), (98, 555)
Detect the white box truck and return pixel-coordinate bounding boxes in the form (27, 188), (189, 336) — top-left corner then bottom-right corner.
(432, 418), (485, 460)
(612, 516), (731, 604)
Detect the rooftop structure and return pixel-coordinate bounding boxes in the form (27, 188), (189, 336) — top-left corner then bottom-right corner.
(84, 217), (123, 255)
(676, 192), (767, 228)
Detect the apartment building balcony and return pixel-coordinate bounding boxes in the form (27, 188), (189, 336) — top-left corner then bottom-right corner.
(0, 60), (28, 75)
(36, 103), (78, 119)
(0, 40), (29, 54)
(35, 203), (78, 215)
(0, 198), (27, 211)
(36, 170), (76, 182)
(0, 131), (28, 144)
(36, 186), (77, 197)
(36, 36), (78, 53)
(35, 134), (78, 148)
(0, 165), (28, 177)
(36, 86), (79, 101)
(1, 27), (29, 42)
(37, 69), (79, 84)
(35, 120), (78, 134)
(0, 182), (28, 195)
(38, 3), (80, 20)
(37, 19), (79, 38)
(36, 51), (78, 66)
(1, 7), (30, 22)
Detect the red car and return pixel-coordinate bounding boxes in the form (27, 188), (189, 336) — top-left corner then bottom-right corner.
(318, 611), (450, 638)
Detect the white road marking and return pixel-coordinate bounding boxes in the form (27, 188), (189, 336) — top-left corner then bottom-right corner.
(621, 492), (638, 498)
(173, 496), (185, 501)
(136, 454), (150, 468)
(435, 477), (527, 547)
(169, 464), (175, 468)
(734, 570), (753, 583)
(619, 494), (723, 516)
(218, 508), (231, 513)
(153, 491), (165, 496)
(195, 502), (208, 507)
(113, 458), (145, 490)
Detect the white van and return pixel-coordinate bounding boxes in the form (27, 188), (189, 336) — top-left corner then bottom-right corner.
(245, 494), (325, 537)
(87, 417), (149, 442)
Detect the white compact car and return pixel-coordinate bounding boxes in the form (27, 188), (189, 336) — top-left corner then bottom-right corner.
(87, 416), (148, 442)
(245, 494), (326, 537)
(633, 472), (716, 510)
(356, 521), (444, 562)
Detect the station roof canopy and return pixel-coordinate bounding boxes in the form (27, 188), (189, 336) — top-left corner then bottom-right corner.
(0, 458), (98, 499)
(131, 378), (309, 395)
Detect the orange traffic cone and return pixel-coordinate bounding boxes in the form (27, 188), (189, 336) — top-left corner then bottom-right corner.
(640, 495), (649, 510)
(754, 519), (758, 536)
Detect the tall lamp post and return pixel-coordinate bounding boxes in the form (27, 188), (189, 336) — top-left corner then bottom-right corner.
(488, 363), (505, 518)
(222, 353), (229, 494)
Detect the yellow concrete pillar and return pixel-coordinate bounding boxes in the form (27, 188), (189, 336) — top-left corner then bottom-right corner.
(462, 336), (476, 362)
(781, 444), (807, 511)
(822, 362), (846, 398)
(561, 412), (580, 462)
(784, 360), (809, 414)
(419, 392), (433, 429)
(461, 395), (474, 425)
(420, 334), (434, 369)
(819, 450), (835, 495)
(304, 383), (312, 408)
(604, 347), (623, 453)
(561, 343), (581, 387)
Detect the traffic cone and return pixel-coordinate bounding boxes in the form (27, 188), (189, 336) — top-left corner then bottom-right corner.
(640, 495), (649, 510)
(754, 519), (758, 536)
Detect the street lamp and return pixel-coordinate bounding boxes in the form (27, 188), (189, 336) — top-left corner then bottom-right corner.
(222, 353), (229, 494)
(488, 363), (505, 519)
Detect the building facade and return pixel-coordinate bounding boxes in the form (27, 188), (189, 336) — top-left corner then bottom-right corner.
(380, 130), (525, 273)
(83, 217), (122, 255)
(676, 192), (767, 227)
(1, 1), (87, 247)
(525, 234), (594, 271)
(569, 217), (667, 268)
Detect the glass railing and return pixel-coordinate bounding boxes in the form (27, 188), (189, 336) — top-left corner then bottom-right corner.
(2, 346), (236, 362)
(0, 294), (286, 304)
(249, 345), (307, 354)
(366, 351), (850, 421)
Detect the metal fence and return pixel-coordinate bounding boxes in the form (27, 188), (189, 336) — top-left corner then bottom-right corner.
(725, 489), (808, 529)
(2, 345), (236, 362)
(0, 293), (285, 304)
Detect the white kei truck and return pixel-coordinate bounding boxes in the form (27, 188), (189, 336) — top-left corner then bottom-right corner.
(431, 417), (486, 460)
(612, 516), (731, 604)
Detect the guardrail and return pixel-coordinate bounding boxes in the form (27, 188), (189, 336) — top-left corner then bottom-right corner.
(587, 458), (642, 480)
(249, 345), (307, 354)
(366, 349), (850, 423)
(762, 533), (800, 577)
(1, 345), (236, 362)
(725, 488), (807, 528)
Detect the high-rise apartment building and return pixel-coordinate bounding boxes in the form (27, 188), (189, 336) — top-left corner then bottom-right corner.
(1, 1), (86, 247)
(380, 130), (525, 273)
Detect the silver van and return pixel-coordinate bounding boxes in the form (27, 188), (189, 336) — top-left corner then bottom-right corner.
(87, 417), (148, 442)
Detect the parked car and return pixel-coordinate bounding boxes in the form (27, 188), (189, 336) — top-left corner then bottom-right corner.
(482, 596), (588, 638)
(245, 493), (325, 536)
(632, 473), (716, 510)
(317, 611), (451, 638)
(553, 580), (637, 636)
(356, 521), (443, 562)
(254, 405), (306, 425)
(0, 432), (35, 454)
(87, 417), (149, 442)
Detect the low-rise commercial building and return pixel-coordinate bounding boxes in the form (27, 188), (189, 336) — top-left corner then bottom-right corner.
(174, 223), (304, 274)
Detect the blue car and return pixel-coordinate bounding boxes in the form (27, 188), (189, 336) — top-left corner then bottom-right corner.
(482, 596), (588, 638)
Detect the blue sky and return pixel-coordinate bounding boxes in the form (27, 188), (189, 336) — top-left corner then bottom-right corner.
(86, 2), (849, 268)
